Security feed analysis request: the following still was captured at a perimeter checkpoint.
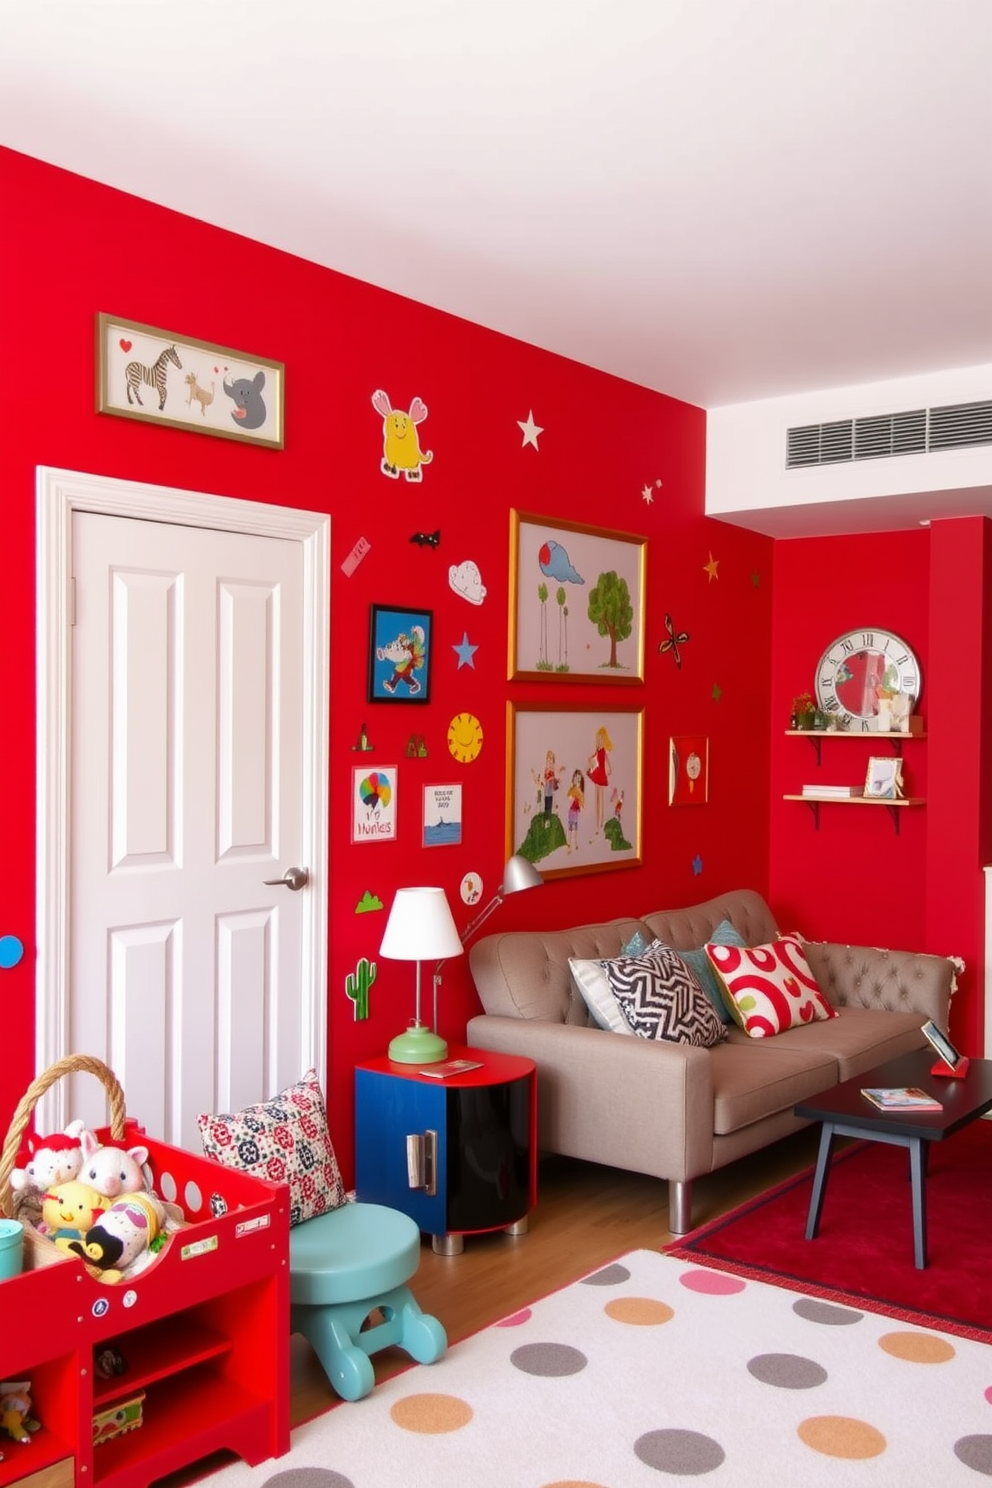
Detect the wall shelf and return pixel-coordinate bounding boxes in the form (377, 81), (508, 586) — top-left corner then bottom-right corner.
(783, 794), (924, 834)
(785, 727), (925, 764)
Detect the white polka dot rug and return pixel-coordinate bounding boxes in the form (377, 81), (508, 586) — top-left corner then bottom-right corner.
(208, 1248), (992, 1486)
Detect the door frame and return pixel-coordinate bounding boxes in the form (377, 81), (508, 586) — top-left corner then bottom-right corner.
(35, 466), (330, 1131)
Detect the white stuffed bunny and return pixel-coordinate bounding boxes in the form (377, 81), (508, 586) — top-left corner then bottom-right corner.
(77, 1129), (150, 1199)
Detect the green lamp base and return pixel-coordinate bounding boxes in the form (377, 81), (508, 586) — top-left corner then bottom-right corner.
(388, 1023), (449, 1065)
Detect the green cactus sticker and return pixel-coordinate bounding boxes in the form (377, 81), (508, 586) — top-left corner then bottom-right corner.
(345, 956), (377, 1020)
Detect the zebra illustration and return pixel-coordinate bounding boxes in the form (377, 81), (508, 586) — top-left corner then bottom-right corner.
(125, 344), (182, 411)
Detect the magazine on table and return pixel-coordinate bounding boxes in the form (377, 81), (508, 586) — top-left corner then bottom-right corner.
(860, 1086), (942, 1111)
(417, 1059), (484, 1079)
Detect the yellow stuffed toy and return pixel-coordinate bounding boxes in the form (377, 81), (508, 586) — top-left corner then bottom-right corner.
(38, 1180), (109, 1254)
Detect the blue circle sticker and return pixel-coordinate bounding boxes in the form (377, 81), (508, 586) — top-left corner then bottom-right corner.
(0, 936), (24, 969)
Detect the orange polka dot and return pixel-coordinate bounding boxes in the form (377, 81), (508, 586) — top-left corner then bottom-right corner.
(798, 1416), (886, 1459)
(878, 1331), (956, 1364)
(604, 1296), (674, 1325)
(389, 1393), (473, 1433)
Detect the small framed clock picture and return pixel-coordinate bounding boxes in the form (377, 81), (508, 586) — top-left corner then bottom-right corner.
(669, 735), (709, 806)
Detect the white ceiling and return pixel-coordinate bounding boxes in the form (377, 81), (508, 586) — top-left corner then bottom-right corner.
(1, 0), (990, 415)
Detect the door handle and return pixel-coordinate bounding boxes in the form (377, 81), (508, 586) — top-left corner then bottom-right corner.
(262, 866), (309, 891)
(406, 1130), (437, 1195)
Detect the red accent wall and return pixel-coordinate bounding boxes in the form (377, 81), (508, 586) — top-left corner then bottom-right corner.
(0, 147), (773, 1176)
(771, 523), (987, 1051)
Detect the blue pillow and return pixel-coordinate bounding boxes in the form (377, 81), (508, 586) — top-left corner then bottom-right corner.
(676, 919), (747, 1024)
(622, 929), (650, 957)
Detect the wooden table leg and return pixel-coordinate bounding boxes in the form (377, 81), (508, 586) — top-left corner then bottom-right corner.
(805, 1122), (835, 1240)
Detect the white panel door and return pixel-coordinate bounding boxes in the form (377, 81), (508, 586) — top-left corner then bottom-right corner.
(69, 510), (309, 1150)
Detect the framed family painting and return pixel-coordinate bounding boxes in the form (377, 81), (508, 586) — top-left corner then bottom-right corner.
(506, 704), (643, 881)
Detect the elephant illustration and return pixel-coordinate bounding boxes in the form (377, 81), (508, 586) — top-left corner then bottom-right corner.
(223, 370), (267, 431)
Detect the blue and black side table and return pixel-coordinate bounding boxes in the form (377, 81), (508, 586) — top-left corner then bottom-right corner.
(355, 1047), (536, 1254)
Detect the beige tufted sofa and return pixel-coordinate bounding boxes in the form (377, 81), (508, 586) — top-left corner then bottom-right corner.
(467, 889), (956, 1234)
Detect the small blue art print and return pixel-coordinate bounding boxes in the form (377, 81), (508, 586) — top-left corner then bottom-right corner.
(368, 603), (433, 704)
(423, 783), (462, 848)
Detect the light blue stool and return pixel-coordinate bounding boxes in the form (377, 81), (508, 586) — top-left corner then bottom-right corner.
(290, 1201), (447, 1401)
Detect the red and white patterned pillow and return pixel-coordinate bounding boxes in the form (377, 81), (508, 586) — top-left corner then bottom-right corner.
(706, 934), (837, 1038)
(196, 1068), (346, 1226)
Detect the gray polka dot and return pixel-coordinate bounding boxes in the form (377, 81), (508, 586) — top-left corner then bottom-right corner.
(955, 1436), (992, 1475)
(747, 1352), (827, 1389)
(261, 1473), (354, 1488)
(635, 1428), (725, 1475)
(510, 1342), (588, 1376)
(582, 1262), (631, 1286)
(793, 1298), (864, 1327)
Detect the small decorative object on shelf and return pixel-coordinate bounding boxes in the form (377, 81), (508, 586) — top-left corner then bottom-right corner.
(790, 691), (815, 730)
(92, 1391), (145, 1446)
(864, 756), (904, 800)
(790, 691), (837, 731)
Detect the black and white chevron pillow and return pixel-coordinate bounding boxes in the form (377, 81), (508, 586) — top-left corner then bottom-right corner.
(603, 946), (727, 1046)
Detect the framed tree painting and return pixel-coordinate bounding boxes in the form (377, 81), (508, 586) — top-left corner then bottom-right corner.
(507, 703), (644, 880)
(508, 511), (647, 683)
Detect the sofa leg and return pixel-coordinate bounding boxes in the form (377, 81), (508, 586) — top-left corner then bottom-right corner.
(668, 1178), (693, 1236)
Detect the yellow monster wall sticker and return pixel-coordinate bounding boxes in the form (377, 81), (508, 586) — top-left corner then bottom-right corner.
(371, 388), (433, 481)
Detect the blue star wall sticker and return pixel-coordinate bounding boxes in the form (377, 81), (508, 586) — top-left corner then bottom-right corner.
(452, 632), (479, 669)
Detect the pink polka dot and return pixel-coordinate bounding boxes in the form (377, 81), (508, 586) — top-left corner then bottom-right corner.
(498, 1307), (532, 1326)
(679, 1268), (746, 1295)
(984, 1385), (992, 1405)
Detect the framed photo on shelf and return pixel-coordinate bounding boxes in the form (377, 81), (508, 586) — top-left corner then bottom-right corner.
(367, 604), (433, 703)
(506, 703), (643, 880)
(508, 511), (647, 683)
(864, 756), (903, 800)
(96, 313), (284, 447)
(351, 764), (398, 843)
(423, 784), (463, 848)
(669, 735), (709, 805)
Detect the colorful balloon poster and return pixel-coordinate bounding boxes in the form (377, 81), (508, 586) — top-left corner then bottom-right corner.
(351, 764), (398, 843)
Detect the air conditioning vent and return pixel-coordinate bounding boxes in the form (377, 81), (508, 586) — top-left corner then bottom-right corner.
(928, 400), (992, 451)
(854, 409), (926, 460)
(786, 420), (853, 467)
(786, 399), (992, 467)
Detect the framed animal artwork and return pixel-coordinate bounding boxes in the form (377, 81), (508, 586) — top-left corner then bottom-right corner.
(367, 604), (433, 704)
(96, 313), (284, 447)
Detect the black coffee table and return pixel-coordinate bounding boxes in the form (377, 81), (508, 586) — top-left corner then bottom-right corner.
(794, 1048), (992, 1269)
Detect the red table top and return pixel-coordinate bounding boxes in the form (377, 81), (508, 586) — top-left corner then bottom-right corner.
(356, 1044), (535, 1086)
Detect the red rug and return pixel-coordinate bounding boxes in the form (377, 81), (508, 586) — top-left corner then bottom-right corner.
(667, 1119), (992, 1344)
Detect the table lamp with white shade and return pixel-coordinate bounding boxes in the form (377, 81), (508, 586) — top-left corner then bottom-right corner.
(379, 885), (464, 1064)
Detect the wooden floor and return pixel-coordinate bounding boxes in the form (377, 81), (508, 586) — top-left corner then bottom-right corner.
(290, 1126), (823, 1423)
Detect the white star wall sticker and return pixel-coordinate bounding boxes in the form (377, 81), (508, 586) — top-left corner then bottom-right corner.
(517, 410), (543, 449)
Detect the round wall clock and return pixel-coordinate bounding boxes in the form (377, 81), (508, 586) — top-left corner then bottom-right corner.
(815, 628), (921, 731)
(447, 712), (483, 763)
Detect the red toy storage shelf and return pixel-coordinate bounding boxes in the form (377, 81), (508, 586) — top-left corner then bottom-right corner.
(0, 1121), (290, 1488)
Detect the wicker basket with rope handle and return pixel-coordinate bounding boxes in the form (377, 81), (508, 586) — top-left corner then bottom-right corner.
(0, 1054), (127, 1266)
